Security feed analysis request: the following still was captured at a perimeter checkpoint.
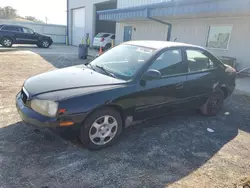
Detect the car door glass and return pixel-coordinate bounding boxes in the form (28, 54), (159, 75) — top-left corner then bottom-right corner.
(149, 49), (186, 77)
(2, 26), (20, 32)
(111, 35), (115, 39)
(186, 50), (216, 72)
(22, 28), (34, 34)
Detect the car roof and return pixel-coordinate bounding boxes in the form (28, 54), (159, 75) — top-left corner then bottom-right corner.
(1, 24), (24, 27)
(97, 32), (114, 35)
(124, 40), (204, 50)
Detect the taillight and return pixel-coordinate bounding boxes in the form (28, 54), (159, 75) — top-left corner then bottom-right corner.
(100, 38), (104, 42)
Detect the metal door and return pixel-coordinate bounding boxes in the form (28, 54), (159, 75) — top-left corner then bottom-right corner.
(72, 7), (85, 46)
(123, 26), (132, 42)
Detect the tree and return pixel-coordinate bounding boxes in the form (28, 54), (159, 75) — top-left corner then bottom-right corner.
(0, 6), (17, 19)
(0, 6), (45, 23)
(24, 16), (45, 24)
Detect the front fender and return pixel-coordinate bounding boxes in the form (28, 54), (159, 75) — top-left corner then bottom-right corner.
(58, 84), (137, 116)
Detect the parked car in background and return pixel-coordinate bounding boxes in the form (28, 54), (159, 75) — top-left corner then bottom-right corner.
(16, 41), (236, 150)
(93, 32), (115, 50)
(0, 24), (53, 48)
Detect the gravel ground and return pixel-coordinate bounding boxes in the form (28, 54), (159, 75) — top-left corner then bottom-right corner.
(0, 47), (250, 188)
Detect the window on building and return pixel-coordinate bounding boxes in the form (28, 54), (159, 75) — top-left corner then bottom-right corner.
(22, 27), (34, 34)
(149, 49), (186, 76)
(186, 49), (217, 72)
(1, 26), (20, 32)
(206, 25), (233, 49)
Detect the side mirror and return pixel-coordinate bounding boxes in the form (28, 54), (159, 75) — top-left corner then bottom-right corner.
(142, 69), (161, 80)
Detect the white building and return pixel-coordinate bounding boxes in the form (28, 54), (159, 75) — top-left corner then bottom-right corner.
(67, 0), (116, 46)
(96, 0), (250, 71)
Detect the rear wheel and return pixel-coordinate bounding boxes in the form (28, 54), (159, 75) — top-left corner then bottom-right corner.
(80, 107), (123, 150)
(200, 89), (224, 116)
(1, 37), (13, 47)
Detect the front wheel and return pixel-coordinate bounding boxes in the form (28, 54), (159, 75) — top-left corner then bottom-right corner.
(200, 89), (224, 116)
(104, 43), (111, 51)
(39, 40), (50, 48)
(80, 107), (123, 150)
(1, 37), (13, 47)
(36, 43), (42, 48)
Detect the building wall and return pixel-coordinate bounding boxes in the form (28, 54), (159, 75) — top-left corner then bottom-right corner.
(68, 0), (112, 45)
(115, 21), (169, 44)
(117, 0), (206, 8)
(0, 19), (66, 44)
(169, 16), (250, 70)
(115, 16), (250, 70)
(117, 0), (162, 8)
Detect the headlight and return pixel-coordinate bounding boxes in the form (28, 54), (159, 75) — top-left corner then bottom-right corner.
(31, 99), (58, 117)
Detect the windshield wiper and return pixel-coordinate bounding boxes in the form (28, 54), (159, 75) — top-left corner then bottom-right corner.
(96, 65), (116, 78)
(87, 63), (95, 71)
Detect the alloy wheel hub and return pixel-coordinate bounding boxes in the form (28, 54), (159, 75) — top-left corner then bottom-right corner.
(89, 115), (118, 145)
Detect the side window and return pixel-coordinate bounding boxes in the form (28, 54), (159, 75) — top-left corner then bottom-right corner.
(186, 49), (217, 73)
(149, 49), (185, 76)
(2, 26), (20, 32)
(111, 35), (115, 39)
(22, 27), (34, 34)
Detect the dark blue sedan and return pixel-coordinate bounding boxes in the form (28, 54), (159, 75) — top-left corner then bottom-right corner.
(16, 41), (236, 150)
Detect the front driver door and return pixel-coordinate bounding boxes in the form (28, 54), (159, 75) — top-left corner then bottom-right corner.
(133, 48), (189, 121)
(18, 27), (38, 44)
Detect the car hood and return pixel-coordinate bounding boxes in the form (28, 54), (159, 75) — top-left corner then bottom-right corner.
(35, 32), (51, 38)
(24, 65), (126, 97)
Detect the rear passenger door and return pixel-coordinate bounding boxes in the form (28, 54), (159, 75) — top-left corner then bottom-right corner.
(183, 48), (222, 108)
(1, 25), (22, 42)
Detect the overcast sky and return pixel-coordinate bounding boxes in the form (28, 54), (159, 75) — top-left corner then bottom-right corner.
(1, 0), (67, 25)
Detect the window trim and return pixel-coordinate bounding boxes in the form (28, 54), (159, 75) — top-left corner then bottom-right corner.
(21, 27), (34, 34)
(205, 24), (233, 51)
(184, 47), (221, 74)
(1, 26), (21, 32)
(144, 47), (188, 79)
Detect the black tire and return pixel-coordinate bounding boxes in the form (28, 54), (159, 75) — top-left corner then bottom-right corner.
(39, 40), (50, 48)
(104, 43), (111, 51)
(36, 43), (42, 48)
(1, 37), (13, 47)
(80, 107), (123, 150)
(200, 89), (224, 116)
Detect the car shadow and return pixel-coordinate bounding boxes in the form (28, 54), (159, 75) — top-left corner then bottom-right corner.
(0, 45), (39, 51)
(39, 54), (89, 69)
(1, 96), (248, 188)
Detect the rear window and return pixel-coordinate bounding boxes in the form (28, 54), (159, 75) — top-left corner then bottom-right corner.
(1, 26), (20, 32)
(96, 33), (110, 38)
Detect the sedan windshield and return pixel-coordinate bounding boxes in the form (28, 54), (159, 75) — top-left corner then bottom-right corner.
(89, 44), (156, 80)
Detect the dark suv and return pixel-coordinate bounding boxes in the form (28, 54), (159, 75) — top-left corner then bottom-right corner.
(0, 24), (53, 48)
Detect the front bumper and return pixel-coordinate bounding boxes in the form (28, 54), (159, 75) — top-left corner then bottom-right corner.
(16, 93), (87, 129)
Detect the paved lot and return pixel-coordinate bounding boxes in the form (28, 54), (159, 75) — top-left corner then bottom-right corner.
(0, 46), (250, 188)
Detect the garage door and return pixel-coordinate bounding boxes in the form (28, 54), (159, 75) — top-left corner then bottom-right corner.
(72, 7), (85, 46)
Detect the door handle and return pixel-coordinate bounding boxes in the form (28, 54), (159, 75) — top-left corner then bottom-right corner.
(176, 83), (183, 89)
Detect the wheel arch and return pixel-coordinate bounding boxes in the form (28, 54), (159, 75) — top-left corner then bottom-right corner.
(1, 36), (15, 43)
(83, 104), (126, 128)
(220, 86), (228, 99)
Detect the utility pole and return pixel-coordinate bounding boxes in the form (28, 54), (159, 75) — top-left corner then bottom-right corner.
(45, 17), (48, 24)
